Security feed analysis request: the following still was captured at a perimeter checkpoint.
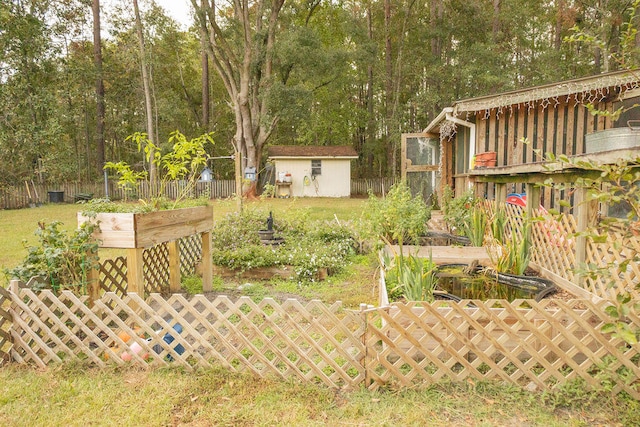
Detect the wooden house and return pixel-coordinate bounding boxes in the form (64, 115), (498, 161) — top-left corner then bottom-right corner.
(405, 70), (640, 208)
(267, 145), (358, 197)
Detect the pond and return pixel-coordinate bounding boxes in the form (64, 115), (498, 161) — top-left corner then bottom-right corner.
(435, 264), (556, 302)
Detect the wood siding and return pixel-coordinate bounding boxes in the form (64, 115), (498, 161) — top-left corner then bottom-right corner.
(471, 98), (614, 207)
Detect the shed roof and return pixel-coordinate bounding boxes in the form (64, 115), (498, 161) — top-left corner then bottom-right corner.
(268, 145), (358, 159)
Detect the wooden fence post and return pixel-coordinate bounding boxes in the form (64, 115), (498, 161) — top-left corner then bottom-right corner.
(359, 303), (369, 387)
(86, 253), (100, 307)
(495, 183), (507, 205)
(0, 282), (18, 365)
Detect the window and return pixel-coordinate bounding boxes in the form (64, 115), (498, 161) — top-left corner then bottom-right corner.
(455, 127), (470, 174)
(311, 159), (322, 176)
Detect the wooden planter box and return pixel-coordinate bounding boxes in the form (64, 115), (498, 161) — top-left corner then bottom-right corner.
(78, 205), (213, 249)
(78, 205), (214, 296)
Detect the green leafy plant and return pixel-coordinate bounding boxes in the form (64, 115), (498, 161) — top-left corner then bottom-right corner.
(534, 146), (640, 344)
(442, 186), (475, 236)
(104, 130), (214, 209)
(260, 183), (276, 199)
(4, 220), (100, 293)
(490, 220), (532, 276)
(464, 205), (488, 247)
(360, 181), (430, 249)
(490, 204), (508, 244)
(383, 251), (438, 302)
(210, 207), (357, 283)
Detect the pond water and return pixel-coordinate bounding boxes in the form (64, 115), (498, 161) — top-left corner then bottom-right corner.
(435, 265), (555, 301)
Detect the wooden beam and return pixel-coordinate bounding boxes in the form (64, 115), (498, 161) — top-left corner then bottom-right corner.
(87, 249), (100, 307)
(573, 187), (589, 287)
(525, 183), (541, 218)
(201, 231), (213, 292)
(495, 183), (507, 204)
(168, 240), (181, 293)
(386, 245), (492, 266)
(126, 247), (145, 297)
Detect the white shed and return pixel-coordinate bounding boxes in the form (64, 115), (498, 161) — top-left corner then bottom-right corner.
(268, 145), (358, 197)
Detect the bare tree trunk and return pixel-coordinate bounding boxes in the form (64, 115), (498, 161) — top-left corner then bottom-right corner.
(200, 0), (210, 131)
(384, 0), (392, 176)
(366, 5), (374, 176)
(430, 0), (440, 58)
(133, 0), (157, 184)
(492, 0), (501, 42)
(554, 0), (565, 50)
(92, 0), (105, 177)
(192, 0), (284, 175)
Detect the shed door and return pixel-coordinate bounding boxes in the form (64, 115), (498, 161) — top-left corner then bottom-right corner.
(401, 133), (440, 203)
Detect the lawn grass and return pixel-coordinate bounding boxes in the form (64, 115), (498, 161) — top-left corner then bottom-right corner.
(1, 197), (371, 293)
(0, 363), (637, 426)
(0, 203), (84, 275)
(2, 199), (640, 424)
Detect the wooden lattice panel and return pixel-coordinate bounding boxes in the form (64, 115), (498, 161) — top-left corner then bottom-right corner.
(8, 289), (365, 389)
(179, 234), (202, 277)
(0, 286), (12, 365)
(99, 256), (128, 296)
(586, 230), (640, 301)
(530, 210), (577, 283)
(504, 203), (525, 238)
(143, 244), (170, 295)
(142, 294), (366, 388)
(363, 300), (640, 398)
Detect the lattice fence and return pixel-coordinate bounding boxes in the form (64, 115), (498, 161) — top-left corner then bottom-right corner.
(586, 229), (640, 301)
(4, 286), (640, 397)
(530, 207), (578, 284)
(486, 202), (639, 302)
(363, 300), (640, 398)
(7, 288), (364, 389)
(99, 256), (128, 296)
(0, 286), (12, 366)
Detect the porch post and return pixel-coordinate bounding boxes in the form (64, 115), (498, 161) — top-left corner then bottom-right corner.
(573, 187), (589, 287)
(86, 249), (100, 307)
(525, 183), (541, 218)
(495, 183), (507, 205)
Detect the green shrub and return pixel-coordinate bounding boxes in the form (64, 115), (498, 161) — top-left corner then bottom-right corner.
(442, 186), (475, 236)
(5, 221), (100, 293)
(360, 181), (430, 247)
(383, 251), (438, 302)
(210, 209), (357, 283)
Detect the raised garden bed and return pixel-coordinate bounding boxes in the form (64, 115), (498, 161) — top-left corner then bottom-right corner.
(78, 205), (214, 295)
(78, 205), (213, 249)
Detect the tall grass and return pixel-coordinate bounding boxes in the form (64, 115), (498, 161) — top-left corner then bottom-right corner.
(464, 205), (488, 247)
(493, 222), (532, 275)
(384, 251), (438, 302)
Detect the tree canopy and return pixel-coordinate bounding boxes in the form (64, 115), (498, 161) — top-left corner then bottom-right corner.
(0, 0), (637, 187)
